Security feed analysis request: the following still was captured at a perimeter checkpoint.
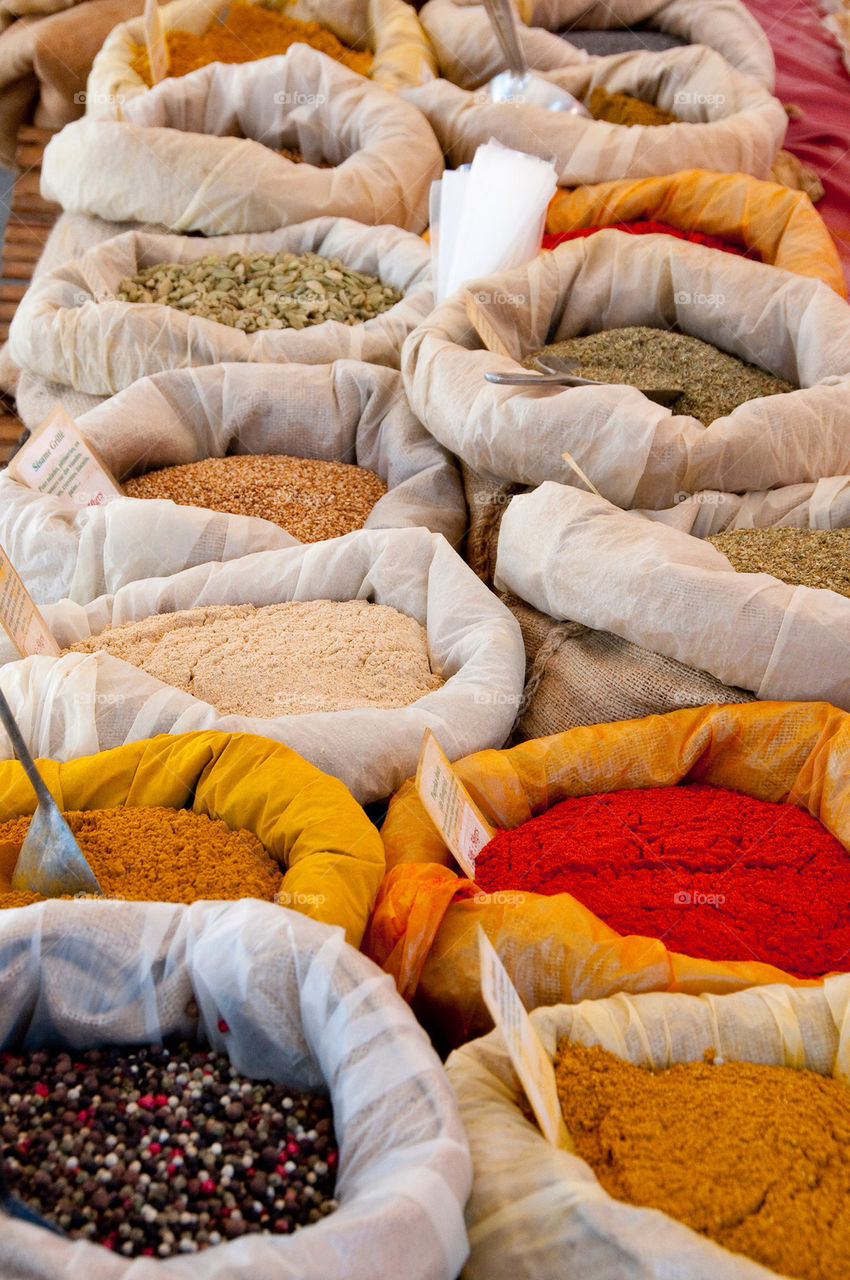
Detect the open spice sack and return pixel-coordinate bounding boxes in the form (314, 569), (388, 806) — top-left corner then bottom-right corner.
(0, 528), (524, 804)
(0, 360), (466, 604)
(545, 170), (846, 295)
(0, 898), (471, 1277)
(42, 47), (443, 235)
(363, 699), (850, 1051)
(403, 43), (787, 185)
(9, 217), (432, 398)
(448, 978), (850, 1280)
(0, 0), (141, 169)
(0, 729), (384, 943)
(402, 232), (850, 512)
(87, 0), (436, 113)
(496, 482), (850, 710)
(419, 0), (774, 88)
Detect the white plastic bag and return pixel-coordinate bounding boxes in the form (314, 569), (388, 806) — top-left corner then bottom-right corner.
(0, 360), (466, 604)
(495, 481), (850, 710)
(403, 40), (786, 183)
(0, 897), (471, 1279)
(87, 0), (437, 110)
(447, 977), (850, 1279)
(43, 48), (443, 234)
(401, 231), (850, 510)
(419, 0), (774, 88)
(0, 528), (525, 803)
(9, 217), (432, 396)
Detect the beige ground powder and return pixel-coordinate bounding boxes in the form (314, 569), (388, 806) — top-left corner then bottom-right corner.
(65, 600), (444, 716)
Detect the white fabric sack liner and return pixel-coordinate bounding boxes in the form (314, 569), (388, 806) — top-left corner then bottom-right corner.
(0, 358), (466, 604)
(9, 217), (433, 395)
(0, 528), (525, 803)
(402, 41), (786, 183)
(87, 0), (435, 112)
(401, 232), (850, 511)
(43, 48), (442, 234)
(495, 481), (850, 711)
(447, 977), (850, 1280)
(419, 0), (774, 88)
(0, 898), (472, 1280)
(640, 474), (850, 536)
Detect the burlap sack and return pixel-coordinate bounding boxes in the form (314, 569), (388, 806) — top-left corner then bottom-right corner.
(420, 0), (774, 87)
(640, 475), (850, 536)
(447, 979), (850, 1279)
(9, 217), (432, 397)
(504, 593), (754, 743)
(0, 899), (471, 1279)
(495, 482), (850, 710)
(401, 232), (850, 511)
(403, 41), (787, 184)
(87, 0), (436, 112)
(0, 0), (141, 166)
(0, 359), (466, 605)
(43, 47), (442, 234)
(0, 528), (525, 803)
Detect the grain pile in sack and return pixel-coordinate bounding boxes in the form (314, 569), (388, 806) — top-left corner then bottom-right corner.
(545, 170), (846, 295)
(495, 482), (850, 709)
(402, 42), (787, 184)
(42, 48), (443, 235)
(0, 898), (471, 1277)
(418, 0), (773, 87)
(0, 360), (466, 604)
(0, 730), (384, 942)
(363, 699), (850, 1051)
(401, 232), (850, 512)
(0, 529), (524, 804)
(9, 217), (432, 398)
(87, 0), (436, 113)
(0, 0), (141, 168)
(448, 979), (850, 1279)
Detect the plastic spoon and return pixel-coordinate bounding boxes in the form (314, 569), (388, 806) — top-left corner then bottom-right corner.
(483, 0), (591, 114)
(0, 687), (102, 898)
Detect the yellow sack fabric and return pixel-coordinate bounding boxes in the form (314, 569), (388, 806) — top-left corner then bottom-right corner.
(545, 169), (846, 296)
(0, 729), (385, 945)
(364, 700), (849, 1051)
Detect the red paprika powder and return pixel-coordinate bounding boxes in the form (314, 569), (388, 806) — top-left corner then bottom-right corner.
(473, 784), (849, 976)
(542, 221), (759, 258)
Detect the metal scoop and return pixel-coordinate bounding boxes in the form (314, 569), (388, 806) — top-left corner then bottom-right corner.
(485, 353), (683, 407)
(483, 0), (592, 115)
(0, 688), (102, 898)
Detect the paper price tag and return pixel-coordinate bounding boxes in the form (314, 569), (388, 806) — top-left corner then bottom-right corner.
(478, 926), (568, 1148)
(0, 547), (59, 659)
(8, 406), (123, 507)
(415, 729), (496, 878)
(144, 0), (169, 85)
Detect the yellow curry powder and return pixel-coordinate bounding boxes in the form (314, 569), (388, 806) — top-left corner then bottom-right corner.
(585, 86), (678, 127)
(554, 1040), (850, 1280)
(130, 0), (373, 84)
(0, 807), (282, 907)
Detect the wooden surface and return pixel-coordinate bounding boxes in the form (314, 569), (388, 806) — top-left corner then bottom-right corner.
(0, 125), (61, 464)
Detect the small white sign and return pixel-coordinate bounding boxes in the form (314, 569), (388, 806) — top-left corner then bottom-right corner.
(0, 546), (60, 659)
(415, 729), (496, 878)
(9, 405), (123, 507)
(478, 926), (568, 1148)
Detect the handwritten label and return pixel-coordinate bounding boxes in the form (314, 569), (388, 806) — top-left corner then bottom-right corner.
(478, 927), (568, 1148)
(143, 0), (169, 85)
(0, 547), (60, 659)
(8, 406), (123, 507)
(415, 729), (496, 878)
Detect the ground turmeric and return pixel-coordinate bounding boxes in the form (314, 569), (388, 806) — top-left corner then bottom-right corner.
(130, 0), (373, 84)
(0, 806), (282, 906)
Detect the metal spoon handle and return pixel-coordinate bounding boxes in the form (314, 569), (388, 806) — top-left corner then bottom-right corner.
(482, 0), (528, 76)
(0, 686), (54, 812)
